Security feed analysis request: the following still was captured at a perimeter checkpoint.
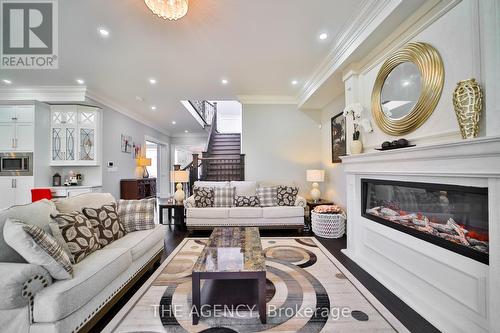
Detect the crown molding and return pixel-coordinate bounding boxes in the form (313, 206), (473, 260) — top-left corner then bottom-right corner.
(0, 86), (86, 102)
(86, 90), (170, 137)
(237, 95), (297, 105)
(297, 0), (402, 108)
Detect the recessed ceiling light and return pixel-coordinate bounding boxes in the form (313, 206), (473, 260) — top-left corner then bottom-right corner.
(149, 78), (157, 85)
(151, 106), (157, 111)
(98, 28), (110, 37)
(184, 130), (189, 133)
(319, 33), (328, 40)
(172, 121), (176, 125)
(2, 79), (12, 85)
(291, 80), (299, 86)
(76, 79), (85, 85)
(221, 79), (229, 85)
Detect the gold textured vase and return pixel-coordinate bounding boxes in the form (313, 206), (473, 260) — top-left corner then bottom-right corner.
(452, 79), (483, 139)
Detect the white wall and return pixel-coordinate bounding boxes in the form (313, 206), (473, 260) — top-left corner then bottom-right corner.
(354, 1), (491, 149)
(96, 99), (170, 199)
(320, 94), (346, 207)
(212, 100), (242, 133)
(241, 104), (322, 197)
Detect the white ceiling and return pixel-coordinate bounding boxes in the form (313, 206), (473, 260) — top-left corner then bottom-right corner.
(1, 0), (363, 135)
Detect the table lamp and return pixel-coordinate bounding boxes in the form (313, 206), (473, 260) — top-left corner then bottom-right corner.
(170, 170), (189, 203)
(137, 157), (152, 178)
(306, 169), (325, 203)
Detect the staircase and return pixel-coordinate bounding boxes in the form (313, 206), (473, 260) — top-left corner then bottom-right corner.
(202, 132), (243, 181)
(183, 101), (245, 189)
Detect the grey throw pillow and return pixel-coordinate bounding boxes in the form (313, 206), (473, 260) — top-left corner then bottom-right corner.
(82, 203), (126, 247)
(193, 187), (214, 207)
(4, 218), (73, 280)
(214, 187), (236, 207)
(118, 198), (156, 233)
(234, 195), (260, 207)
(277, 186), (299, 206)
(256, 187), (278, 207)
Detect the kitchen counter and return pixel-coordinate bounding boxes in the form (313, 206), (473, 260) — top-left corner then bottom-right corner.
(47, 185), (103, 198)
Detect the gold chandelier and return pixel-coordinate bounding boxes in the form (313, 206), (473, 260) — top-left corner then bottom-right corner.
(144, 0), (188, 21)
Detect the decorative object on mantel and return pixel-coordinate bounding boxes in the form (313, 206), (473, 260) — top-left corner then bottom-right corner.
(137, 157), (152, 178)
(144, 0), (188, 21)
(170, 169), (189, 203)
(331, 112), (346, 163)
(121, 134), (132, 153)
(453, 78), (483, 139)
(306, 170), (325, 203)
(375, 138), (415, 151)
(371, 42), (444, 136)
(343, 103), (373, 155)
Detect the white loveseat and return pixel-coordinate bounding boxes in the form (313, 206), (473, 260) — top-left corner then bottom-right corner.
(0, 193), (164, 333)
(185, 181), (306, 231)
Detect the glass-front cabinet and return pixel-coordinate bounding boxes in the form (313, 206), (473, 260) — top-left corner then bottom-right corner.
(50, 105), (100, 166)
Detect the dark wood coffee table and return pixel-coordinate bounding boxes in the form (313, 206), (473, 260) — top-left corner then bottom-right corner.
(192, 227), (267, 325)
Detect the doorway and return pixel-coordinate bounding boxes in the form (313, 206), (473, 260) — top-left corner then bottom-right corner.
(145, 137), (170, 198)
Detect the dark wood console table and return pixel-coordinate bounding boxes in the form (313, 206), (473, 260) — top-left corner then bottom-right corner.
(120, 178), (156, 200)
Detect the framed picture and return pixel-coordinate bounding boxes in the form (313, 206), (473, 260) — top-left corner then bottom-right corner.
(331, 113), (346, 163)
(133, 142), (142, 159)
(121, 134), (132, 153)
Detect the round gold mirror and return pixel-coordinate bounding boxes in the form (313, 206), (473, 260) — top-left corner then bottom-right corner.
(371, 42), (444, 136)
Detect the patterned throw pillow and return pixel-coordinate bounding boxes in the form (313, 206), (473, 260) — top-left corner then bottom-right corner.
(50, 212), (101, 264)
(82, 203), (126, 247)
(214, 187), (236, 207)
(118, 198), (156, 233)
(256, 187), (278, 207)
(4, 218), (73, 280)
(277, 186), (299, 206)
(234, 195), (260, 207)
(193, 187), (214, 207)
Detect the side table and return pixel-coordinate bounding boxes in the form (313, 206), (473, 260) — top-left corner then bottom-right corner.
(305, 200), (334, 235)
(158, 198), (186, 230)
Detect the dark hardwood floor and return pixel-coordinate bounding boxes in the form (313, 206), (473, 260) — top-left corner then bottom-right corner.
(93, 226), (439, 333)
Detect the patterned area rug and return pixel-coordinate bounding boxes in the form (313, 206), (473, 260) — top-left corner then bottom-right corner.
(104, 237), (406, 332)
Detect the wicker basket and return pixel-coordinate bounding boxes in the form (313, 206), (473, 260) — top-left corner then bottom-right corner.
(311, 211), (346, 239)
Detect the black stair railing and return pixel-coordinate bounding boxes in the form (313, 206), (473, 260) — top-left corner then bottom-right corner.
(189, 100), (216, 126)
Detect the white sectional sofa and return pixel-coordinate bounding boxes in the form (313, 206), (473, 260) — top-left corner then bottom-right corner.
(0, 193), (164, 333)
(185, 181), (306, 231)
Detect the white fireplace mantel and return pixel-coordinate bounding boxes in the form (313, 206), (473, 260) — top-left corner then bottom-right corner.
(340, 136), (500, 333)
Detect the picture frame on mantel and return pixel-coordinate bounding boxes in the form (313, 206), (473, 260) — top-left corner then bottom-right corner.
(331, 112), (346, 163)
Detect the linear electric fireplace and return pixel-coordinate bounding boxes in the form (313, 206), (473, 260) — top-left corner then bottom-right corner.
(361, 179), (489, 264)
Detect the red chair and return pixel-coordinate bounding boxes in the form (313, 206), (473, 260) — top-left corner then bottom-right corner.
(31, 189), (53, 202)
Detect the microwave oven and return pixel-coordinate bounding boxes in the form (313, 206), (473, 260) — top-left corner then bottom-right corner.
(0, 153), (33, 176)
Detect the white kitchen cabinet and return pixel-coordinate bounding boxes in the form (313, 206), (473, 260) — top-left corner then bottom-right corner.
(0, 124), (16, 150)
(0, 107), (17, 122)
(50, 105), (100, 166)
(0, 178), (16, 209)
(0, 105), (35, 152)
(0, 176), (34, 209)
(15, 123), (35, 151)
(14, 177), (34, 205)
(50, 185), (103, 198)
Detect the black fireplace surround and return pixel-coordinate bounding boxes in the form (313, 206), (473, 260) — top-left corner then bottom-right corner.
(361, 179), (489, 264)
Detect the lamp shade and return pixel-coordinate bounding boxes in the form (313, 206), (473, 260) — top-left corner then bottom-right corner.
(137, 157), (152, 167)
(170, 170), (189, 183)
(306, 169), (325, 182)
